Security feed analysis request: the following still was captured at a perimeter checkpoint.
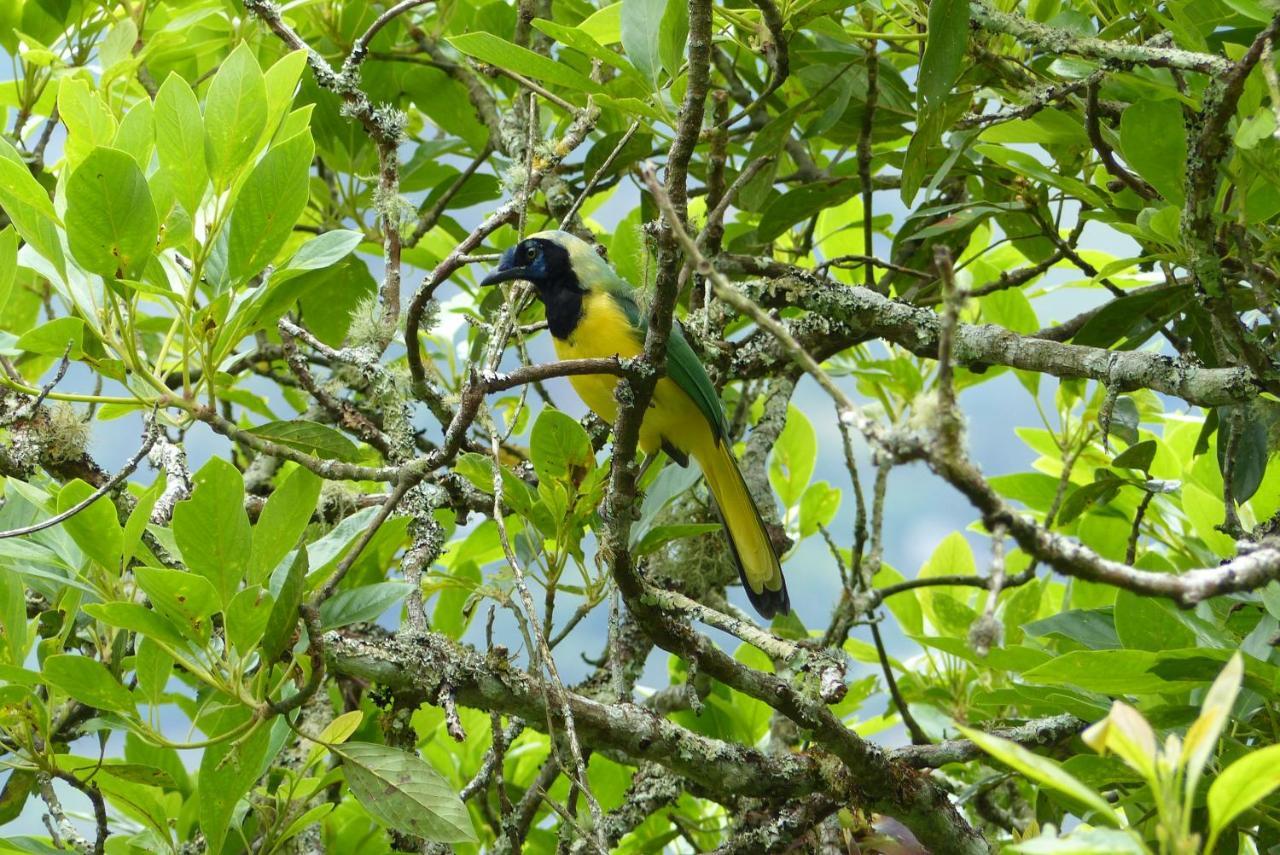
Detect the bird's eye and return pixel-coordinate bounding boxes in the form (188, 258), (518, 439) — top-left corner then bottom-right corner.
(522, 244), (540, 264)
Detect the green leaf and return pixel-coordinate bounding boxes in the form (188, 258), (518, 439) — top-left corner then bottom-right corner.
(204, 42), (268, 187)
(226, 130), (314, 285)
(319, 582), (413, 630)
(631, 461), (700, 549)
(0, 768), (36, 825)
(282, 229), (364, 272)
(916, 531), (978, 636)
(261, 50), (308, 143)
(768, 406), (817, 508)
(1005, 827), (1148, 854)
(432, 560), (481, 640)
(16, 317), (84, 359)
(531, 19), (644, 81)
(530, 408), (595, 486)
(57, 77), (117, 167)
(112, 99), (155, 169)
(336, 742), (477, 843)
(1021, 649), (1192, 694)
(0, 226), (16, 315)
(619, 0), (665, 84)
(246, 420), (359, 462)
(56, 479), (123, 570)
(1208, 743), (1280, 846)
(65, 146), (158, 279)
(957, 725), (1121, 826)
(261, 548), (308, 662)
(447, 32), (600, 94)
(1112, 440), (1156, 472)
(0, 568), (27, 665)
(0, 150), (66, 279)
(581, 2), (623, 44)
(634, 523), (722, 556)
(42, 654), (135, 715)
(134, 565), (220, 643)
(1072, 288), (1187, 350)
(920, 0), (969, 107)
(83, 602), (188, 649)
(154, 72), (208, 216)
(199, 708), (272, 855)
(172, 458), (252, 606)
(872, 563), (924, 637)
(250, 466), (321, 584)
(225, 585), (273, 654)
(1119, 100), (1187, 205)
(1112, 590), (1194, 652)
(658, 0), (688, 82)
(758, 181), (858, 242)
(1057, 476), (1122, 526)
(799, 481), (841, 539)
(1217, 404), (1270, 503)
(1184, 654), (1241, 810)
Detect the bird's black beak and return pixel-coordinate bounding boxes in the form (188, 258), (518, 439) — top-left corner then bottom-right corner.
(479, 247), (530, 287)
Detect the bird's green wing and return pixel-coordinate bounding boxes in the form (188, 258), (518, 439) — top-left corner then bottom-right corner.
(604, 289), (729, 441)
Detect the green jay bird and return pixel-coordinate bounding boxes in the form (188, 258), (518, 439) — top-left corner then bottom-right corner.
(480, 230), (790, 618)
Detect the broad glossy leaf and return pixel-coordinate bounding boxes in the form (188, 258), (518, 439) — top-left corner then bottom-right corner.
(112, 99), (155, 168)
(319, 582), (413, 630)
(250, 466), (321, 584)
(172, 458), (252, 606)
(958, 725), (1120, 826)
(448, 32), (600, 94)
(225, 585), (273, 654)
(198, 708), (272, 855)
(530, 408), (595, 486)
(1113, 590), (1194, 652)
(246, 420), (359, 462)
(56, 479), (123, 570)
(204, 42), (268, 187)
(226, 130), (313, 285)
(42, 654), (135, 715)
(657, 0), (688, 82)
(155, 73), (208, 215)
(799, 480), (841, 538)
(1112, 440), (1156, 472)
(1208, 742), (1280, 844)
(261, 548), (308, 662)
(0, 226), (15, 315)
(134, 565), (220, 642)
(81, 602), (189, 648)
(16, 317), (84, 358)
(337, 742), (477, 843)
(634, 522), (722, 556)
(1120, 100), (1187, 205)
(66, 146), (158, 279)
(0, 148), (66, 278)
(768, 406), (817, 508)
(1184, 654), (1241, 806)
(916, 531), (977, 637)
(619, 0), (665, 84)
(0, 568), (26, 665)
(919, 0), (970, 117)
(57, 77), (116, 167)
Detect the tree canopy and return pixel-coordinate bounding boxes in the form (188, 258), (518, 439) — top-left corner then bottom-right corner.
(2, 0), (1280, 853)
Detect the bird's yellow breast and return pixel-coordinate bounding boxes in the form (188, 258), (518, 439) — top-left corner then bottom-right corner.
(554, 291), (713, 457)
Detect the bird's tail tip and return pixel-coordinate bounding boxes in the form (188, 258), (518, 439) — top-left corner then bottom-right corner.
(744, 577), (791, 619)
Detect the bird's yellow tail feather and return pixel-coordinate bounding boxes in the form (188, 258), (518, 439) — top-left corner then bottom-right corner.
(693, 438), (789, 618)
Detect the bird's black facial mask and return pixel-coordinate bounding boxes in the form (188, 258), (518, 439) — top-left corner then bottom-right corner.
(480, 239), (575, 290)
(480, 238), (586, 338)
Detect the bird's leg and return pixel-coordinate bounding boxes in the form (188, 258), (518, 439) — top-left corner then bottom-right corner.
(635, 451), (661, 486)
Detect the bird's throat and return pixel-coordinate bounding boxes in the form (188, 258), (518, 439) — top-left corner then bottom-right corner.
(542, 286), (585, 340)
